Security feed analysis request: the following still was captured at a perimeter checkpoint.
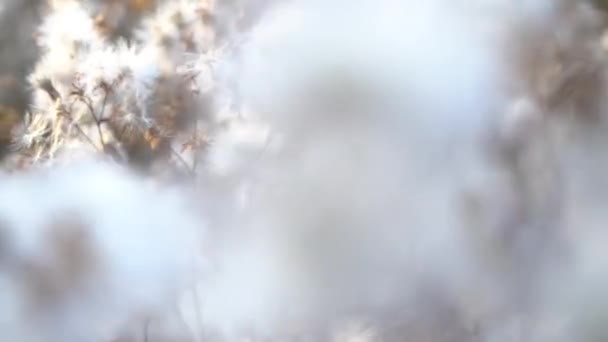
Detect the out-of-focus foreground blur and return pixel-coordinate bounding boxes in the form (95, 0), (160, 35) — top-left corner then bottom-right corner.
(3, 0), (608, 341)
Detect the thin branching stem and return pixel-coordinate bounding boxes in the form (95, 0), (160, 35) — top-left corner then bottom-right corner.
(80, 94), (107, 152)
(192, 120), (199, 173)
(59, 110), (102, 153)
(169, 144), (196, 178)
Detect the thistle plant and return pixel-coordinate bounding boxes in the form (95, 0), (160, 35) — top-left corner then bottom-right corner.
(2, 1), (608, 341)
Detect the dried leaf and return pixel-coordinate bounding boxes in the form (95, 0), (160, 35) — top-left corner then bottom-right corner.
(0, 105), (20, 145)
(144, 128), (161, 151)
(129, 0), (155, 12)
